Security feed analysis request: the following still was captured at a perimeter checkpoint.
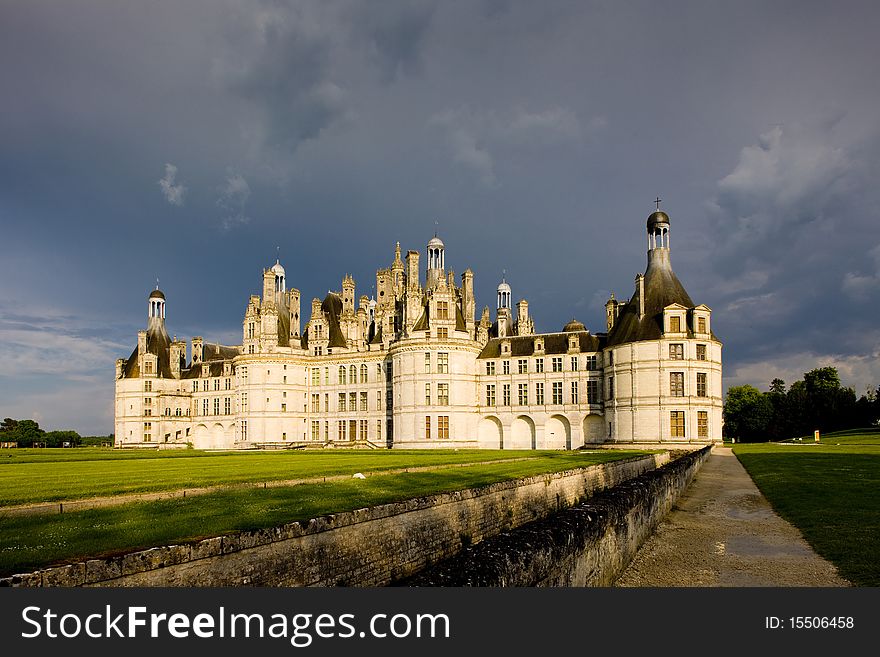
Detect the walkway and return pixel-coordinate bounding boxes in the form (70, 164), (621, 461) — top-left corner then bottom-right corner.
(615, 447), (849, 586)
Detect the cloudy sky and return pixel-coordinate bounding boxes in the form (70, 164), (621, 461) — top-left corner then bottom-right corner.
(1, 0), (879, 434)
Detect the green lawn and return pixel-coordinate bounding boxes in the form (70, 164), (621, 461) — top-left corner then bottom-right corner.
(733, 429), (880, 587)
(0, 448), (547, 506)
(0, 450), (648, 577)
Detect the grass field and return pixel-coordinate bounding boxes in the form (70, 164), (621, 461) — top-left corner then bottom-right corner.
(0, 448), (550, 506)
(733, 429), (880, 587)
(0, 449), (648, 577)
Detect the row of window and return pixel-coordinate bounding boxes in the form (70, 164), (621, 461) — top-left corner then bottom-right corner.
(669, 343), (708, 361)
(670, 411), (710, 438)
(310, 363), (390, 386)
(485, 355), (598, 376)
(668, 316), (708, 334)
(307, 419), (384, 442)
(188, 378), (233, 392)
(425, 415), (450, 440)
(485, 380), (601, 406)
(604, 372), (709, 400)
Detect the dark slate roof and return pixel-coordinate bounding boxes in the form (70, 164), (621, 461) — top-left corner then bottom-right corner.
(563, 319), (586, 332)
(455, 305), (466, 331)
(321, 293), (349, 348)
(477, 331), (604, 359)
(412, 308), (429, 332)
(606, 249), (697, 347)
(149, 289), (166, 300)
(121, 318), (173, 378)
(202, 342), (240, 361)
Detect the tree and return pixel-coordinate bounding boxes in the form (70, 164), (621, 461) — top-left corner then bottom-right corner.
(12, 419), (45, 447)
(769, 378), (786, 395)
(724, 385), (773, 442)
(44, 430), (81, 448)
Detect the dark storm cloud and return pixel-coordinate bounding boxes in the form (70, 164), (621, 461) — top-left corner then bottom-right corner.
(1, 0), (880, 432)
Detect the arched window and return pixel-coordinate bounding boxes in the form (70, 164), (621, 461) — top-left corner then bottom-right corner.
(339, 366), (346, 385)
(360, 364), (368, 383)
(350, 365), (357, 382)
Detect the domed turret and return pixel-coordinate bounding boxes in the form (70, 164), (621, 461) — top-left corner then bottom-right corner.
(148, 285), (166, 320)
(426, 232), (446, 287)
(563, 318), (586, 332)
(647, 198), (671, 252)
(271, 259), (286, 293)
(497, 277), (511, 310)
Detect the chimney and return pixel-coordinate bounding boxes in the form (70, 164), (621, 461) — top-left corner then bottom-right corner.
(405, 250), (420, 290)
(192, 336), (203, 364)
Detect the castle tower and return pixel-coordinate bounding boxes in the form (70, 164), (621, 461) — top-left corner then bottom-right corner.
(426, 234), (445, 288)
(148, 286), (165, 322)
(392, 242), (404, 294)
(647, 198), (671, 261)
(271, 259), (286, 298)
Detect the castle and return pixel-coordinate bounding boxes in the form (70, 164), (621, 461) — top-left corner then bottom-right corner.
(115, 206), (722, 449)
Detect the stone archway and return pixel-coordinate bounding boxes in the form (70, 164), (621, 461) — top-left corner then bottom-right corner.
(192, 423), (209, 449)
(545, 415), (571, 450)
(478, 416), (504, 449)
(511, 415), (536, 450)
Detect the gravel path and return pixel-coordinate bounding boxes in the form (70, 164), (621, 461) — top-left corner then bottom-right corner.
(615, 446), (850, 587)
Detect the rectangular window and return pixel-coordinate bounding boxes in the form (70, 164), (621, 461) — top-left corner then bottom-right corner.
(586, 355), (597, 371)
(241, 392), (248, 411)
(607, 377), (614, 399)
(360, 391), (368, 411)
(349, 419), (357, 441)
(486, 384), (496, 406)
(438, 416), (449, 440)
(214, 378), (220, 391)
(425, 416), (431, 440)
(203, 380), (209, 392)
(240, 367), (248, 383)
(241, 420), (247, 441)
(247, 322), (255, 339)
(324, 422), (329, 442)
(502, 384), (511, 406)
(377, 420), (382, 441)
(518, 359), (528, 374)
(486, 361), (495, 375)
(225, 378), (231, 390)
(552, 357), (563, 372)
(608, 351), (614, 366)
(535, 358), (544, 373)
(502, 360), (510, 375)
(518, 383), (528, 406)
(214, 398), (220, 415)
(698, 411), (709, 438)
(202, 399), (209, 416)
(281, 403), (286, 412)
(437, 327), (448, 339)
(338, 422), (346, 441)
(425, 352), (431, 373)
(192, 381), (198, 392)
(377, 391), (382, 411)
(438, 352), (449, 373)
(670, 372), (685, 397)
(312, 368), (320, 386)
(311, 421), (320, 441)
(697, 372), (708, 397)
(669, 343), (684, 360)
(696, 344), (707, 361)
(552, 381), (563, 405)
(587, 379), (599, 404)
(425, 383), (431, 405)
(670, 316), (681, 332)
(311, 394), (320, 413)
(349, 392), (356, 411)
(324, 393), (329, 412)
(144, 408), (152, 417)
(437, 383), (449, 406)
(338, 393), (346, 412)
(671, 411), (686, 438)
(571, 381), (579, 404)
(698, 317), (707, 334)
(436, 301), (449, 320)
(360, 364), (368, 383)
(386, 362), (393, 382)
(224, 397), (231, 415)
(144, 397), (152, 406)
(571, 356), (578, 371)
(359, 419), (368, 440)
(535, 382), (544, 405)
(144, 381), (152, 392)
(144, 361), (153, 374)
(325, 368), (330, 385)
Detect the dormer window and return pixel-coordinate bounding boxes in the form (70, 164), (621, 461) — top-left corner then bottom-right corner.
(670, 316), (681, 332)
(535, 338), (544, 353)
(697, 316), (707, 334)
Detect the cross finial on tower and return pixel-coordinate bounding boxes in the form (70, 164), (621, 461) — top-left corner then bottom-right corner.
(275, 245), (280, 263)
(502, 268), (506, 282)
(155, 278), (160, 290)
(434, 219), (439, 237)
(654, 197), (662, 211)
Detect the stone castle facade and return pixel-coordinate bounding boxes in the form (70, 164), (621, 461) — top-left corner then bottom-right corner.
(115, 207), (722, 449)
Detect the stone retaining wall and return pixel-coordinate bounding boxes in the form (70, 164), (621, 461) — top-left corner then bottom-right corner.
(1, 452), (669, 587)
(403, 445), (712, 586)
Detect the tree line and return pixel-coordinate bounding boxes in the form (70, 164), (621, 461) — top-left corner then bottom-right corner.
(723, 366), (880, 442)
(0, 418), (113, 447)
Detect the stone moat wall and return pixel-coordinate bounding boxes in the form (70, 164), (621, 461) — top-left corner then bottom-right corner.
(404, 445), (712, 586)
(2, 452), (672, 587)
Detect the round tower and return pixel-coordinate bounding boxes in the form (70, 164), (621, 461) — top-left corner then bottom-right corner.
(647, 198), (670, 252)
(271, 259), (286, 295)
(496, 277), (511, 310)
